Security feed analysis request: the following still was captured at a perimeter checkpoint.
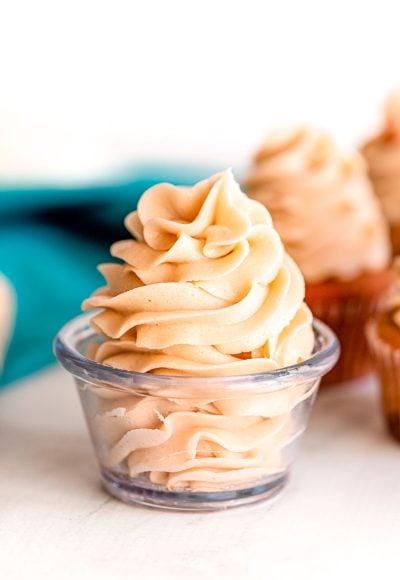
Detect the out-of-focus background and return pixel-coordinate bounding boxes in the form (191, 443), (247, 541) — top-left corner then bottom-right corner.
(2, 0), (399, 175)
(0, 0), (399, 385)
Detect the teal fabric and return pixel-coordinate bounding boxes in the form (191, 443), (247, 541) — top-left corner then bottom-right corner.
(0, 163), (216, 387)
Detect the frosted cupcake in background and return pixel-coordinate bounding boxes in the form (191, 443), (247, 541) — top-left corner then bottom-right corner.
(362, 91), (400, 254)
(367, 258), (400, 442)
(245, 127), (392, 385)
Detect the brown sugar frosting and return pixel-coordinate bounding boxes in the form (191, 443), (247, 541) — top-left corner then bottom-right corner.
(83, 169), (314, 375)
(246, 127), (391, 283)
(81, 170), (317, 491)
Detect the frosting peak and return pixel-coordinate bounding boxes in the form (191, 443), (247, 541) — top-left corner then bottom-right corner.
(246, 127), (391, 283)
(83, 170), (313, 375)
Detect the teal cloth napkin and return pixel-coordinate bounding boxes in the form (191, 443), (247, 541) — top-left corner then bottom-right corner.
(0, 163), (216, 387)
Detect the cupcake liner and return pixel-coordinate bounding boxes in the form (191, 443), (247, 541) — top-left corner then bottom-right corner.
(366, 320), (400, 442)
(390, 223), (400, 256)
(306, 293), (382, 386)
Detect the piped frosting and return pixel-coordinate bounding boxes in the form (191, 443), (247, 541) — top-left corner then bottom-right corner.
(246, 127), (390, 283)
(83, 169), (314, 374)
(82, 170), (315, 491)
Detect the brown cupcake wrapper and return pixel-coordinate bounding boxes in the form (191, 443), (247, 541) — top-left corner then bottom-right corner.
(390, 223), (400, 256)
(307, 294), (384, 386)
(366, 320), (400, 442)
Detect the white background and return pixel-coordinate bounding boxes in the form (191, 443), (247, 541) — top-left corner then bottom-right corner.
(0, 0), (400, 180)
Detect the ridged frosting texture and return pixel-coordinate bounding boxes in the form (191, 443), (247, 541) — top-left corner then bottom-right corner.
(246, 127), (391, 283)
(89, 382), (316, 492)
(363, 91), (400, 225)
(83, 169), (313, 374)
(82, 170), (315, 491)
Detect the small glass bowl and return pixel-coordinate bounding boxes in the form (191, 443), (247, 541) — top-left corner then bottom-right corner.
(54, 313), (339, 511)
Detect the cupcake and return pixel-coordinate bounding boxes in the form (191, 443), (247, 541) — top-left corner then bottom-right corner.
(245, 127), (392, 385)
(367, 258), (400, 442)
(55, 169), (339, 510)
(0, 274), (14, 371)
(363, 91), (400, 254)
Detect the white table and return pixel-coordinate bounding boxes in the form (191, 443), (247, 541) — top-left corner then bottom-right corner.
(1, 367), (399, 580)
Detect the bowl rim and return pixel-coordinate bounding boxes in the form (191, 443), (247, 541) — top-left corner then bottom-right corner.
(53, 312), (340, 393)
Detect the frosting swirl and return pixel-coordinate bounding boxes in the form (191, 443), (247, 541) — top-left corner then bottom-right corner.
(90, 382), (315, 492)
(82, 170), (314, 491)
(363, 91), (400, 225)
(83, 169), (313, 374)
(245, 127), (390, 283)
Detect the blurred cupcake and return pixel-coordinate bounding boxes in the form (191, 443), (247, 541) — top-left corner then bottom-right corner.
(367, 258), (400, 441)
(245, 127), (392, 385)
(0, 273), (15, 371)
(363, 91), (400, 254)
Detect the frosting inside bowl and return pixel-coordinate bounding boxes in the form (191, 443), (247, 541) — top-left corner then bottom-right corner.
(246, 127), (390, 283)
(90, 383), (315, 492)
(363, 91), (400, 226)
(82, 169), (315, 491)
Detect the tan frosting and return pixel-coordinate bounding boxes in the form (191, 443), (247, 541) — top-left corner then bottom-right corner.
(363, 91), (400, 225)
(0, 274), (14, 370)
(89, 383), (316, 492)
(246, 127), (391, 283)
(82, 170), (315, 491)
(83, 169), (313, 373)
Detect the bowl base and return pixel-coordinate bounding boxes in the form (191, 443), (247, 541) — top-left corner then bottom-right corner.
(101, 468), (288, 512)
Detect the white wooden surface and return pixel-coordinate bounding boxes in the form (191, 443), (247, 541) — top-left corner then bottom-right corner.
(1, 367), (400, 580)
